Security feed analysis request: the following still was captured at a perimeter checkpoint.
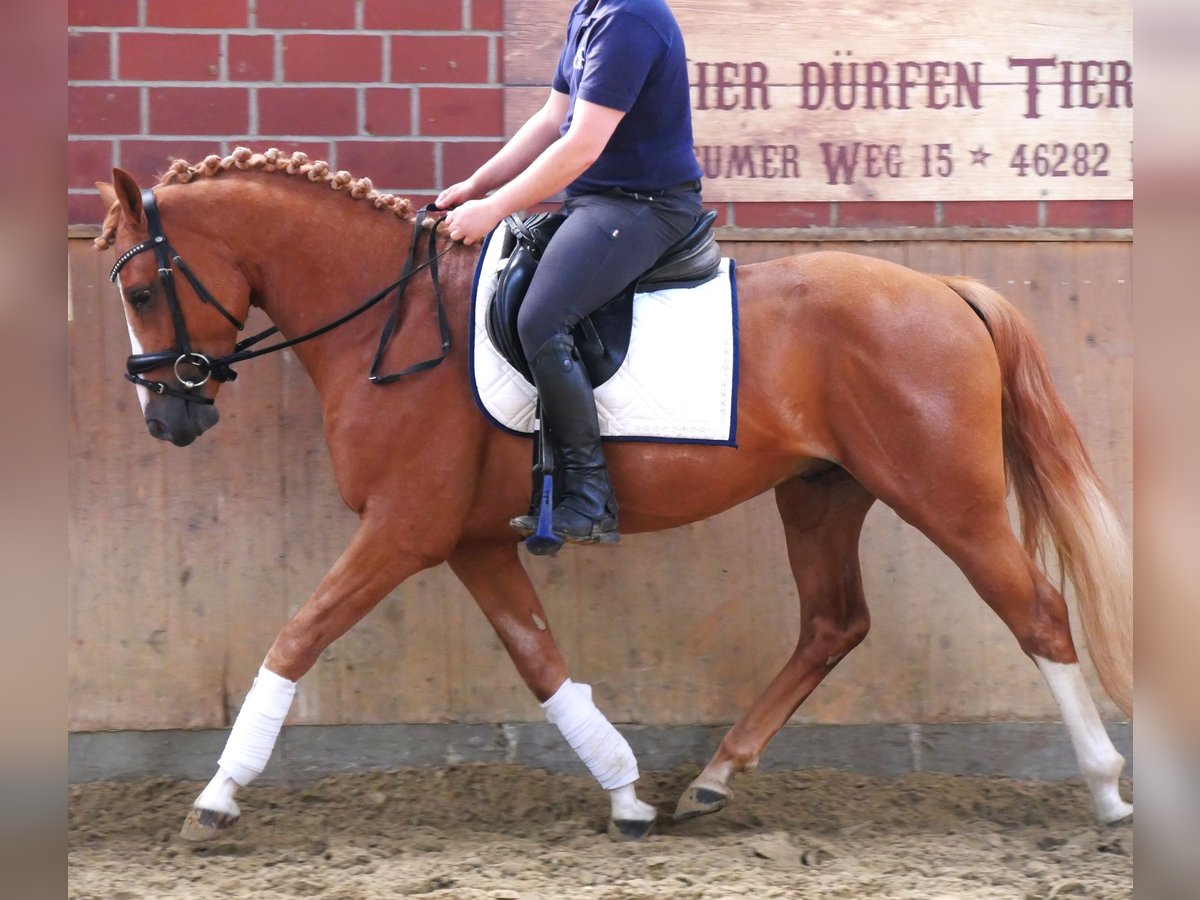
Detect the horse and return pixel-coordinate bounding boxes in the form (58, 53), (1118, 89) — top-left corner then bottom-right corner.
(94, 147), (1132, 841)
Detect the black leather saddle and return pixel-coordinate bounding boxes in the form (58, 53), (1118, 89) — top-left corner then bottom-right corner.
(485, 208), (721, 387)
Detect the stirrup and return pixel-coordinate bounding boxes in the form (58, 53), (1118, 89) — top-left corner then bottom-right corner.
(516, 474), (565, 556)
(519, 412), (565, 555)
(509, 503), (620, 550)
(509, 512), (621, 543)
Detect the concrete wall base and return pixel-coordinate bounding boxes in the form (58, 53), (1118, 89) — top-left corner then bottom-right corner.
(69, 722), (1132, 784)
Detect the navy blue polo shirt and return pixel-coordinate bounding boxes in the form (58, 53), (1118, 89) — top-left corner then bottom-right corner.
(552, 0), (702, 195)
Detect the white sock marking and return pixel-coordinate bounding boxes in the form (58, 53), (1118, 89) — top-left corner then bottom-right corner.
(1035, 656), (1133, 823)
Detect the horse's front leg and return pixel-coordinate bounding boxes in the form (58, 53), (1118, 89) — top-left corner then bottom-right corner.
(448, 543), (657, 839)
(181, 518), (434, 840)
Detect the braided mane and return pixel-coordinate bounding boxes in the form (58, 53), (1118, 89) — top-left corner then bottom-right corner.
(94, 146), (419, 251)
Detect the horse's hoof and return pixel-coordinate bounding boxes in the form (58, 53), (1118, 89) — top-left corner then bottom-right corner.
(1097, 796), (1133, 826)
(673, 783), (730, 821)
(607, 815), (656, 841)
(179, 806), (240, 842)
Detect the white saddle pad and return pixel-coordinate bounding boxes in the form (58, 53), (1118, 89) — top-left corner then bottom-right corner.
(468, 225), (738, 445)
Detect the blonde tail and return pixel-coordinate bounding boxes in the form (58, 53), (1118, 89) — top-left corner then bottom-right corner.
(939, 276), (1132, 716)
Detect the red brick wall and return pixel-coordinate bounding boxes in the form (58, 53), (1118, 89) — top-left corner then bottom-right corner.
(66, 0), (1130, 231)
(68, 0), (504, 224)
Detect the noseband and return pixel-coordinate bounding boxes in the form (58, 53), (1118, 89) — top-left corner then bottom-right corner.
(109, 189), (452, 406)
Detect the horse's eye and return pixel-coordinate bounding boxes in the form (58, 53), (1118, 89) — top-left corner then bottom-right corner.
(127, 287), (153, 310)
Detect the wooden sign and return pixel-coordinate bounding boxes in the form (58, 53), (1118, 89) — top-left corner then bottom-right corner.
(504, 0), (1132, 201)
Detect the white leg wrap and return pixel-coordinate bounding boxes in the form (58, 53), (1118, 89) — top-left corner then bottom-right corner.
(217, 665), (297, 787)
(542, 679), (639, 791)
(1035, 657), (1133, 823)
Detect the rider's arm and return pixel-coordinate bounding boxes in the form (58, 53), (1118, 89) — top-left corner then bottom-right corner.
(436, 90), (569, 208)
(443, 98), (624, 242)
(485, 98), (624, 213)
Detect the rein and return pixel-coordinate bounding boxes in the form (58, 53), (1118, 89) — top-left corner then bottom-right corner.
(110, 189), (453, 405)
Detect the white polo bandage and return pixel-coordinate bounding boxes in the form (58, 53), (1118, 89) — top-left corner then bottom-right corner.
(542, 679), (639, 790)
(217, 665), (296, 787)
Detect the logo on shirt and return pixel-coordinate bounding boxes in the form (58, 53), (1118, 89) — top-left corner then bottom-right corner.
(573, 41), (587, 70)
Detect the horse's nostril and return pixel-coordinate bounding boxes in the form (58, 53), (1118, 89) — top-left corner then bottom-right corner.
(147, 419), (171, 441)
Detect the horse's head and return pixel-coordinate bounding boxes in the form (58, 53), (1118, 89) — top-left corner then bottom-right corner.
(97, 168), (252, 446)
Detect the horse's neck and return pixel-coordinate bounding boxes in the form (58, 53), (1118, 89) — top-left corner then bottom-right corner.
(246, 195), (411, 328)
(233, 182), (443, 383)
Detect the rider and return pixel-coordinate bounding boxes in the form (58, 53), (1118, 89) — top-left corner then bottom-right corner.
(438, 0), (704, 545)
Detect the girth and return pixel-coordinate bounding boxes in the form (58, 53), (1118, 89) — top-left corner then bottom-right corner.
(486, 209), (720, 386)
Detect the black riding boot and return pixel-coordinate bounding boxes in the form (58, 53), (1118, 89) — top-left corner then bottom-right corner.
(510, 333), (619, 544)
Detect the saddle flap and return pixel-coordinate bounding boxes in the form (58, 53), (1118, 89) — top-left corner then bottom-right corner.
(487, 213), (570, 381)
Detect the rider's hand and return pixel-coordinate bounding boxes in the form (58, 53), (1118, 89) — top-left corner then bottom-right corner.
(436, 178), (482, 211)
(444, 197), (504, 246)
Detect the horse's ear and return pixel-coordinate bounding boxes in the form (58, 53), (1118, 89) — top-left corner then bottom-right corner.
(104, 168), (144, 225)
(96, 181), (117, 212)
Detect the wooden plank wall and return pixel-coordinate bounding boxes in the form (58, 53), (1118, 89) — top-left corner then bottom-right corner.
(503, 0), (1134, 202)
(68, 237), (1131, 732)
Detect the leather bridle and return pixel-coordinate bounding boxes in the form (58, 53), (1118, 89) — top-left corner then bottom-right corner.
(110, 189), (453, 406)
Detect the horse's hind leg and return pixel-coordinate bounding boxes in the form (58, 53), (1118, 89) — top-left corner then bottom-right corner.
(676, 469), (875, 820)
(448, 543), (658, 839)
(844, 418), (1132, 823)
(909, 503), (1132, 823)
(181, 519), (432, 840)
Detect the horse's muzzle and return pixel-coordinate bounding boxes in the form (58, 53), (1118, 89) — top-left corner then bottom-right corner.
(146, 396), (220, 447)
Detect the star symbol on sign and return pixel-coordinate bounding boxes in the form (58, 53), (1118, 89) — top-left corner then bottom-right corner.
(970, 146), (991, 166)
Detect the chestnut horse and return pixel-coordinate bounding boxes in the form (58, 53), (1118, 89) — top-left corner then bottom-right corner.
(95, 149), (1132, 840)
